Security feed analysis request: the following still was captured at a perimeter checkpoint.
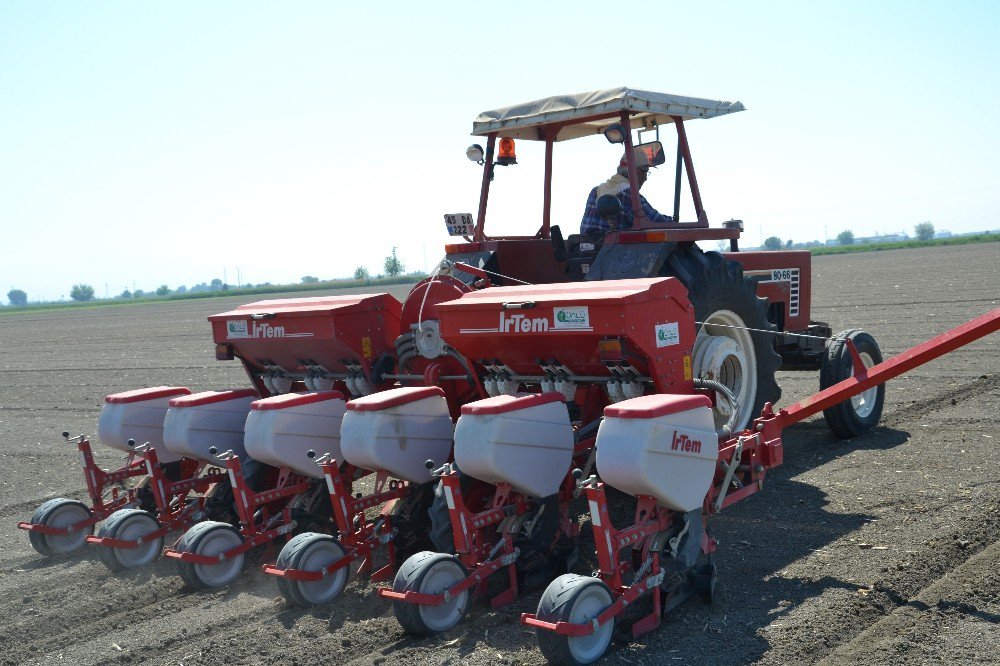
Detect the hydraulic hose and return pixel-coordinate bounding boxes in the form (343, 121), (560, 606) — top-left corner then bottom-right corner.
(693, 378), (740, 437)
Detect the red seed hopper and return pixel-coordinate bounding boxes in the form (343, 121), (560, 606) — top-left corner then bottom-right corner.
(209, 293), (402, 397)
(434, 277), (697, 401)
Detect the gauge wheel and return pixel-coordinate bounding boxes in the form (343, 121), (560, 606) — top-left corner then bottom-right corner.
(391, 551), (470, 635)
(95, 508), (163, 572)
(275, 532), (349, 607)
(27, 498), (93, 556)
(820, 329), (886, 438)
(535, 574), (616, 665)
(175, 521), (245, 590)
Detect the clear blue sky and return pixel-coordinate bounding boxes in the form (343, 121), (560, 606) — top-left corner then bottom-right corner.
(2, 1), (998, 302)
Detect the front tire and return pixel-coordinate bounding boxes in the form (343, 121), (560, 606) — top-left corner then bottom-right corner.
(820, 329), (885, 438)
(535, 574), (615, 665)
(391, 551), (470, 635)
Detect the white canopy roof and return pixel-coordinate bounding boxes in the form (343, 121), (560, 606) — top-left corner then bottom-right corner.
(472, 87), (745, 141)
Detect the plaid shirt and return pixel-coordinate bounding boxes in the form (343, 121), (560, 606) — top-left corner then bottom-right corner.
(579, 186), (673, 235)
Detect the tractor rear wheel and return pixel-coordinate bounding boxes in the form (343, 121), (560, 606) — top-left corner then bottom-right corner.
(820, 329), (885, 438)
(663, 248), (782, 432)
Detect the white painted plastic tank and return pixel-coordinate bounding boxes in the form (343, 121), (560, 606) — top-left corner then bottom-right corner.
(454, 393), (573, 498)
(162, 389), (258, 464)
(595, 394), (718, 512)
(244, 391), (347, 479)
(97, 386), (192, 463)
(340, 386), (453, 483)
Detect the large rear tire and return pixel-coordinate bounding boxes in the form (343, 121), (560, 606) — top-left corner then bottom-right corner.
(663, 248), (782, 432)
(535, 574), (615, 665)
(820, 329), (885, 438)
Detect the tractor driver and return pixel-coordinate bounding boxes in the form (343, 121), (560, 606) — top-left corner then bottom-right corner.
(579, 151), (673, 235)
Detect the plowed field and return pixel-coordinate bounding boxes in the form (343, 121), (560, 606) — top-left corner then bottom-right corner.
(2, 243), (998, 665)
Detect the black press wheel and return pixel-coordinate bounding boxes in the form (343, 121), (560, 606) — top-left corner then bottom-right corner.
(663, 248), (782, 432)
(94, 508), (164, 572)
(391, 551), (470, 635)
(175, 521), (245, 590)
(275, 532), (349, 607)
(535, 574), (616, 665)
(27, 498), (93, 556)
(820, 329), (885, 438)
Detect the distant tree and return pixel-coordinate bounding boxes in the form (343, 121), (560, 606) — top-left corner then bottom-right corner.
(210, 279), (224, 291)
(7, 289), (27, 307)
(133, 289), (145, 298)
(175, 285), (187, 294)
(763, 236), (783, 251)
(785, 239), (793, 248)
(301, 275), (319, 284)
(118, 289), (132, 299)
(383, 247), (404, 277)
(353, 266), (370, 280)
(837, 230), (855, 246)
(70, 284), (95, 302)
(915, 221), (935, 241)
(156, 285), (171, 296)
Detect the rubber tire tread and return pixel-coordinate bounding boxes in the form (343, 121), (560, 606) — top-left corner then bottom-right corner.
(535, 573), (615, 665)
(275, 532), (346, 607)
(27, 498), (93, 557)
(94, 508), (160, 572)
(175, 520), (243, 590)
(663, 247), (782, 428)
(391, 551), (469, 636)
(819, 329), (885, 439)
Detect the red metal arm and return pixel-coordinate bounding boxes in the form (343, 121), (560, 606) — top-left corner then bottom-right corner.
(779, 307), (1000, 428)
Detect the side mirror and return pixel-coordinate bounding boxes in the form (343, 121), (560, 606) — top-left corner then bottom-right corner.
(635, 141), (666, 168)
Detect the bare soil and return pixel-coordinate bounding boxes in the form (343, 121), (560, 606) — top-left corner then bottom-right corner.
(1, 244), (998, 665)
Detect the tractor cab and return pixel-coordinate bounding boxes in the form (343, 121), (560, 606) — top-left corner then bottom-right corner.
(442, 87), (747, 287)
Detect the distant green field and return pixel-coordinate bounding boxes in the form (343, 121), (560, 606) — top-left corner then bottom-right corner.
(806, 233), (1000, 256)
(0, 274), (426, 315)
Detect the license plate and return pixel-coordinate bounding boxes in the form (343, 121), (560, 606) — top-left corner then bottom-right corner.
(444, 213), (474, 236)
